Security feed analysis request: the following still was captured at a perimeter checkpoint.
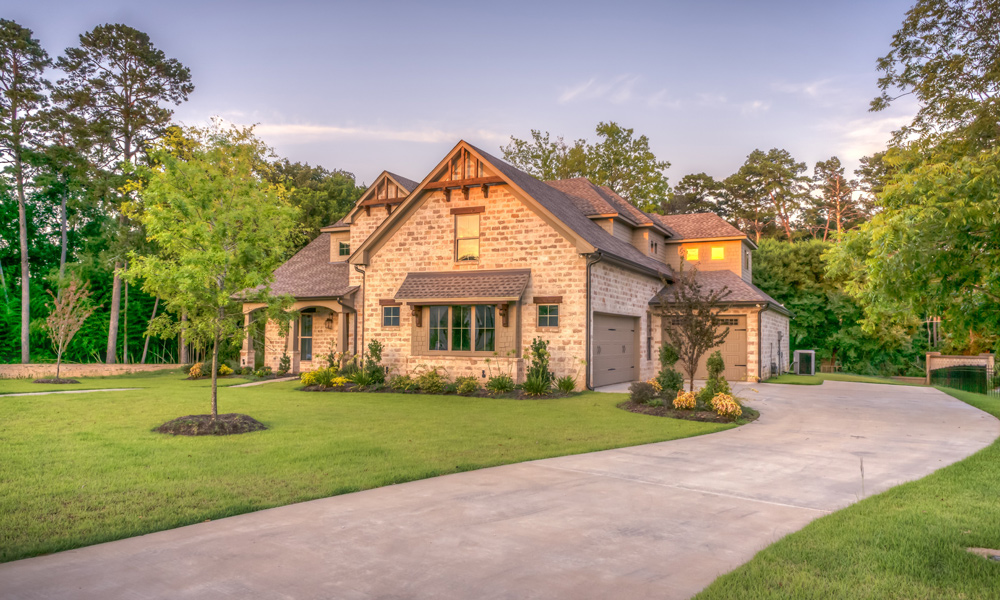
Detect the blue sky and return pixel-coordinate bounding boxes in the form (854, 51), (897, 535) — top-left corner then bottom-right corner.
(12, 0), (919, 186)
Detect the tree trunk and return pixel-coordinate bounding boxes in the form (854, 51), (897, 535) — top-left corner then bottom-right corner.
(179, 311), (188, 364)
(59, 186), (68, 282)
(16, 165), (30, 364)
(0, 256), (8, 304)
(141, 297), (159, 364)
(211, 321), (221, 420)
(123, 269), (129, 364)
(105, 264), (123, 364)
(56, 348), (62, 380)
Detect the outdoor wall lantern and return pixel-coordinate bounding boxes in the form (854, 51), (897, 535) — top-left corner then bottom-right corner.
(324, 317), (334, 330)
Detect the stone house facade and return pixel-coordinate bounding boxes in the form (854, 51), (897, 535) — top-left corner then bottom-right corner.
(241, 141), (790, 386)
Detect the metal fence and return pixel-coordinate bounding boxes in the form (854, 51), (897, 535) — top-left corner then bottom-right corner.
(930, 365), (999, 397)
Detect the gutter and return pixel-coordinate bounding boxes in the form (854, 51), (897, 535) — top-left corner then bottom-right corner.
(584, 251), (605, 391)
(353, 265), (366, 364)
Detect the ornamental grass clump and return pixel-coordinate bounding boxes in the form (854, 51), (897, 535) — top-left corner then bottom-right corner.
(388, 374), (418, 392)
(629, 381), (659, 404)
(711, 393), (743, 420)
(456, 376), (480, 396)
(556, 375), (577, 393)
(673, 390), (697, 410)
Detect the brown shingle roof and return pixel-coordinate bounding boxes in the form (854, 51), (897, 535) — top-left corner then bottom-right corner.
(650, 269), (790, 315)
(648, 213), (745, 240)
(544, 178), (657, 228)
(468, 145), (673, 278)
(394, 269), (531, 301)
(386, 172), (419, 192)
(265, 234), (356, 298)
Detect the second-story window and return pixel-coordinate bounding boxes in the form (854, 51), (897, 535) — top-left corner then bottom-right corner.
(455, 214), (480, 261)
(686, 248), (699, 261)
(711, 246), (724, 260)
(339, 242), (350, 256)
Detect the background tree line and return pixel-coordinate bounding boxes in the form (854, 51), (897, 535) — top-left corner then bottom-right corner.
(0, 19), (364, 365)
(503, 0), (998, 375)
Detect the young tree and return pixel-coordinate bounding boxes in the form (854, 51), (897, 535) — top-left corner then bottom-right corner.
(127, 123), (299, 419)
(655, 263), (733, 392)
(0, 19), (50, 363)
(502, 121), (670, 211)
(42, 278), (96, 381)
(53, 23), (194, 365)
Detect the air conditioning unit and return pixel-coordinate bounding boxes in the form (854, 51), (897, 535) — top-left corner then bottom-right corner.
(793, 350), (816, 376)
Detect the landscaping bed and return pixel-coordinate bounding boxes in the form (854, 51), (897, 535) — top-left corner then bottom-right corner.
(155, 413), (267, 436)
(299, 382), (574, 400)
(31, 377), (81, 384)
(619, 400), (759, 423)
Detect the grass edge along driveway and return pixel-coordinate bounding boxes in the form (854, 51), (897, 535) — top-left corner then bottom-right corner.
(695, 386), (1000, 600)
(0, 370), (733, 563)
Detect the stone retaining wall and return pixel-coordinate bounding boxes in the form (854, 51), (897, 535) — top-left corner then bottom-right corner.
(0, 363), (182, 380)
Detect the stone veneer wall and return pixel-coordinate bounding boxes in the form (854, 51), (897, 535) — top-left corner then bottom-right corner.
(759, 309), (790, 380)
(0, 363), (182, 380)
(257, 308), (342, 373)
(591, 261), (664, 382)
(355, 183), (589, 388)
(652, 305), (762, 382)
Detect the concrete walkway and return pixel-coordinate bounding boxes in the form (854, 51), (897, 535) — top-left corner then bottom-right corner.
(2, 382), (997, 599)
(230, 376), (299, 388)
(0, 388), (141, 397)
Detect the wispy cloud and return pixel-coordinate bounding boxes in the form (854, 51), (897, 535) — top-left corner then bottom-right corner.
(772, 78), (835, 98)
(697, 92), (728, 106)
(816, 113), (913, 161)
(557, 75), (676, 108)
(646, 89), (681, 109)
(740, 100), (771, 115)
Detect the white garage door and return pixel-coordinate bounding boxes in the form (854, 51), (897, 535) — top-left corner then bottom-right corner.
(593, 313), (637, 387)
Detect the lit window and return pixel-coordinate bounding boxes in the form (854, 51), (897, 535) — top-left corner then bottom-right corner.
(455, 214), (480, 261)
(711, 247), (724, 260)
(686, 248), (699, 261)
(339, 242), (350, 256)
(382, 306), (400, 327)
(538, 305), (559, 327)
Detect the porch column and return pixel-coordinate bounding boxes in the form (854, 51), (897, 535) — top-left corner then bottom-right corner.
(242, 312), (251, 367)
(338, 312), (348, 354)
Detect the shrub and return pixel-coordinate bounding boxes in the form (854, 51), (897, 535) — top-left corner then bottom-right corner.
(300, 370), (319, 387)
(389, 374), (418, 392)
(673, 390), (697, 410)
(648, 398), (665, 408)
(522, 370), (552, 396)
(697, 351), (732, 406)
(524, 338), (554, 389)
(711, 393), (743, 419)
(656, 343), (685, 398)
(218, 364), (233, 377)
(277, 353), (291, 376)
(189, 363), (204, 379)
(416, 366), (449, 394)
(362, 340), (386, 385)
(254, 366), (272, 378)
(485, 373), (515, 395)
(556, 375), (576, 393)
(629, 381), (658, 404)
(456, 376), (480, 396)
(349, 367), (379, 388)
(338, 361), (359, 378)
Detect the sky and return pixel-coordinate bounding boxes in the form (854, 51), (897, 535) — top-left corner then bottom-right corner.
(8, 0), (920, 187)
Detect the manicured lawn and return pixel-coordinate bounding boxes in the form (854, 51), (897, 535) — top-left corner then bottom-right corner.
(0, 369), (250, 394)
(0, 370), (731, 563)
(696, 386), (1000, 600)
(765, 372), (917, 386)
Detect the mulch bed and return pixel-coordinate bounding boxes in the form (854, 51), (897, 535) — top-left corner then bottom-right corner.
(32, 378), (81, 384)
(619, 400), (760, 423)
(154, 413), (267, 436)
(300, 383), (573, 400)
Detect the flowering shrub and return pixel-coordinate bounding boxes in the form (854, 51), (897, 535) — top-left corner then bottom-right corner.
(711, 393), (743, 419)
(300, 367), (349, 389)
(647, 379), (662, 393)
(456, 376), (480, 396)
(673, 390), (697, 410)
(218, 364), (233, 377)
(189, 363), (204, 379)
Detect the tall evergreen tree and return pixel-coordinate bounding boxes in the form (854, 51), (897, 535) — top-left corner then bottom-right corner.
(0, 19), (50, 363)
(53, 23), (193, 364)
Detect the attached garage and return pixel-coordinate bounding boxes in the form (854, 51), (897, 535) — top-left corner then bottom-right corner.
(593, 313), (638, 387)
(662, 315), (747, 381)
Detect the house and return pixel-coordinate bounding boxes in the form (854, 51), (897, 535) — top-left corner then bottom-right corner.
(240, 141), (790, 387)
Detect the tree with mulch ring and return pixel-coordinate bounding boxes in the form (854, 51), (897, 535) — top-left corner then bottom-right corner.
(32, 377), (82, 384)
(155, 414), (267, 436)
(35, 277), (95, 385)
(618, 400), (759, 424)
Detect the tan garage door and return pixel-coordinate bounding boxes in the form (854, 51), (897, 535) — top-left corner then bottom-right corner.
(663, 315), (747, 381)
(594, 313), (637, 387)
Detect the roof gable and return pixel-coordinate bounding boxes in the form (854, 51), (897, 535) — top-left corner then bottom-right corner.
(332, 170), (417, 229)
(650, 213), (747, 241)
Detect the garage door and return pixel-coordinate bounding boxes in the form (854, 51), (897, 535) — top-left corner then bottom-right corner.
(663, 315), (747, 381)
(593, 313), (637, 387)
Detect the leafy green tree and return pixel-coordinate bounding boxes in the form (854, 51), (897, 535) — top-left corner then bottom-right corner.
(872, 0), (1000, 148)
(53, 23), (194, 365)
(271, 159), (364, 243)
(0, 19), (50, 363)
(726, 148), (808, 240)
(662, 173), (723, 215)
(806, 157), (864, 241)
(502, 121), (670, 211)
(721, 165), (772, 242)
(127, 123), (299, 419)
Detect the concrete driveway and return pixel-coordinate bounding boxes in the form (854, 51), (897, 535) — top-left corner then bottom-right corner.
(2, 382), (997, 599)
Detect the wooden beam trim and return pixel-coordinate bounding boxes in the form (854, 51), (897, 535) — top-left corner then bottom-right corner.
(379, 299), (402, 306)
(424, 176), (504, 190)
(450, 206), (486, 215)
(533, 296), (563, 304)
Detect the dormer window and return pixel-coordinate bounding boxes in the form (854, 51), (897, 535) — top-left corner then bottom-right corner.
(339, 242), (350, 256)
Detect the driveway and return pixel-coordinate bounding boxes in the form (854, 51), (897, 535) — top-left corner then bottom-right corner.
(2, 382), (997, 599)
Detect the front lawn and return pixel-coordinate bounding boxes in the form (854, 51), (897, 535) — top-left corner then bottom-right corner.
(0, 369), (251, 394)
(765, 372), (918, 386)
(0, 370), (731, 563)
(695, 386), (1000, 600)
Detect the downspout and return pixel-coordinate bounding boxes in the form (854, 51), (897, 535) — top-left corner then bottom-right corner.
(584, 251), (604, 391)
(353, 265), (366, 364)
(757, 304), (764, 381)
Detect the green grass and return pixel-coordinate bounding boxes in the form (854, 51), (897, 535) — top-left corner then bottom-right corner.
(0, 369), (731, 563)
(764, 372), (918, 386)
(695, 386), (1000, 600)
(0, 369), (251, 394)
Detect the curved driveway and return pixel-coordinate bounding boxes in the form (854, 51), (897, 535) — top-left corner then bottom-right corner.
(2, 382), (997, 599)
